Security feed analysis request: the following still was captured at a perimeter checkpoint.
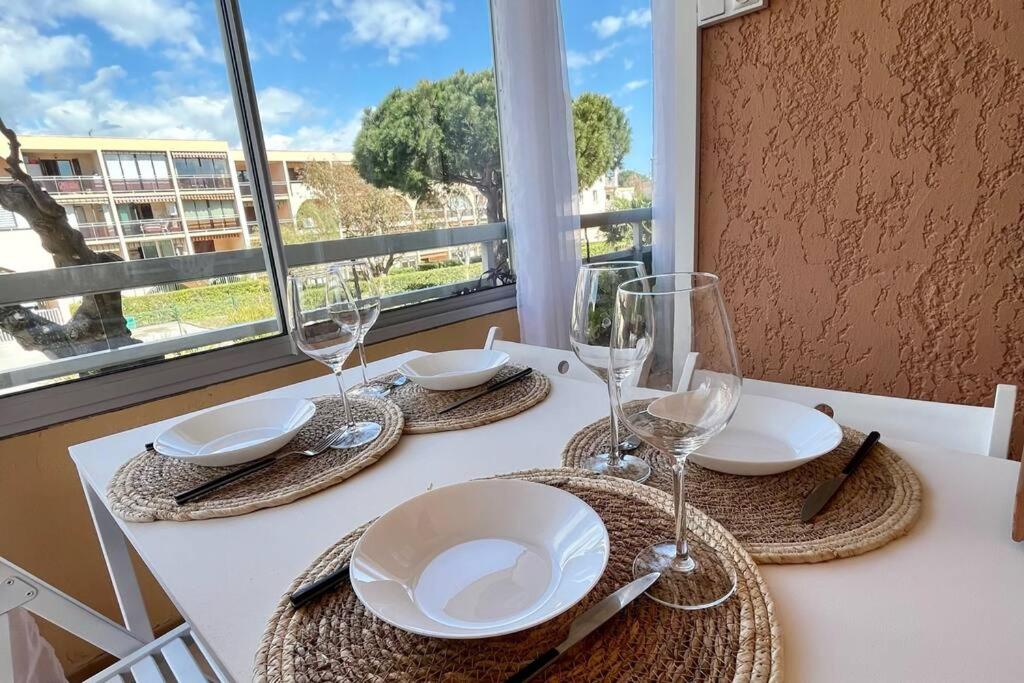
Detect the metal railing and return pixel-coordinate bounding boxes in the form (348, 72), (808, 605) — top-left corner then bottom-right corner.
(75, 222), (119, 240)
(176, 174), (234, 190)
(119, 218), (184, 237)
(238, 180), (288, 196)
(32, 175), (105, 194)
(185, 217), (242, 233)
(0, 208), (650, 390)
(108, 178), (175, 192)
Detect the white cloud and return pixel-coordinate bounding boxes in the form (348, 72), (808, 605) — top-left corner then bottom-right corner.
(622, 79), (649, 91)
(623, 58), (634, 70)
(0, 23), (91, 114)
(566, 44), (618, 70)
(336, 0), (451, 64)
(257, 87), (307, 124)
(264, 112), (363, 151)
(591, 9), (651, 38)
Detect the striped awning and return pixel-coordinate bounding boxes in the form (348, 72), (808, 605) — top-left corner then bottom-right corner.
(62, 195), (110, 205)
(170, 151), (228, 159)
(113, 194), (176, 204)
(180, 191), (235, 200)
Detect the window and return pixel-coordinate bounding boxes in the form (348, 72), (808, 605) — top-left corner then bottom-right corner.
(0, 0), (650, 435)
(0, 0), (284, 420)
(240, 0), (513, 301)
(562, 1), (654, 260)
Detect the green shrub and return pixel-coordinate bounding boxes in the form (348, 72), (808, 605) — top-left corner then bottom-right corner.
(113, 262), (486, 330)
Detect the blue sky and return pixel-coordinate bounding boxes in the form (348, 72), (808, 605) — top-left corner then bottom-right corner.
(1, 1), (652, 174)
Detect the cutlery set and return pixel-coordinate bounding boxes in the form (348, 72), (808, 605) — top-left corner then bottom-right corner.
(165, 364), (535, 504)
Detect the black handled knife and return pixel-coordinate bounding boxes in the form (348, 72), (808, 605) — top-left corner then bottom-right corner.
(505, 572), (659, 683)
(800, 430), (881, 523)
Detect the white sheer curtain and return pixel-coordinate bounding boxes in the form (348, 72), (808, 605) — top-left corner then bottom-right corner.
(651, 0), (700, 276)
(491, 0), (581, 349)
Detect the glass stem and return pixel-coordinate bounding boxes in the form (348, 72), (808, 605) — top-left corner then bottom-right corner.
(334, 369), (355, 427)
(607, 381), (622, 464)
(671, 460), (695, 572)
(356, 341), (371, 386)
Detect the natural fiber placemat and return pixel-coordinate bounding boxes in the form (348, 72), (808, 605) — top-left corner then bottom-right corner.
(107, 396), (403, 522)
(254, 469), (782, 682)
(376, 364), (551, 433)
(562, 412), (922, 564)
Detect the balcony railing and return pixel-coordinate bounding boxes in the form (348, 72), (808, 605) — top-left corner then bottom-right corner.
(0, 208), (649, 390)
(176, 174), (234, 190)
(119, 218), (184, 237)
(75, 222), (119, 240)
(108, 178), (174, 192)
(187, 217), (242, 233)
(33, 175), (105, 194)
(238, 180), (288, 196)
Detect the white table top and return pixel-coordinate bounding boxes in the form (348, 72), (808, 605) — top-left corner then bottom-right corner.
(69, 349), (1024, 682)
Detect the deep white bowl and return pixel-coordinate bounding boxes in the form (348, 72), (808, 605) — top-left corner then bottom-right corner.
(350, 479), (609, 639)
(399, 349), (510, 391)
(689, 394), (843, 476)
(153, 397), (316, 467)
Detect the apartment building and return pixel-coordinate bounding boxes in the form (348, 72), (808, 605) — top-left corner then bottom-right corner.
(0, 135), (352, 274)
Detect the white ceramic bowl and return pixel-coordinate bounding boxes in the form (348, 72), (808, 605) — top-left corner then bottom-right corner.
(689, 394), (843, 476)
(350, 479), (609, 639)
(153, 397), (316, 467)
(399, 349), (510, 391)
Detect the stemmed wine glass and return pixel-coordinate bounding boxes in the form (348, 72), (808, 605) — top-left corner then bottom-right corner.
(569, 261), (652, 483)
(330, 259), (386, 398)
(609, 272), (742, 609)
(286, 267), (382, 448)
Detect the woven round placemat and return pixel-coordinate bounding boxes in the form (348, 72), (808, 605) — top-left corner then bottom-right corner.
(562, 411), (922, 564)
(376, 364), (551, 433)
(107, 396), (403, 522)
(254, 469), (782, 682)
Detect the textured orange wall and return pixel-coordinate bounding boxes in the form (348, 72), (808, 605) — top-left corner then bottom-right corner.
(699, 0), (1024, 453)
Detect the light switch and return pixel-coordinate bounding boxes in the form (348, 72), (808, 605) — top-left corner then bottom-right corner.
(697, 0), (768, 28)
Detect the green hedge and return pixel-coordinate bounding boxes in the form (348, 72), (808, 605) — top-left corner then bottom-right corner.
(118, 263), (486, 329)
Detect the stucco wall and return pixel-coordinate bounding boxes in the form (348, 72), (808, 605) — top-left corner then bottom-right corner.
(699, 0), (1024, 452)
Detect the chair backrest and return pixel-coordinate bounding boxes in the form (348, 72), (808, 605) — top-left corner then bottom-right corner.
(484, 329), (598, 384)
(744, 379), (1016, 458)
(1, 557), (221, 682)
(484, 328), (1017, 458)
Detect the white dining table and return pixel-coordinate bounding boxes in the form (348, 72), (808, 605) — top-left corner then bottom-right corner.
(69, 347), (1024, 682)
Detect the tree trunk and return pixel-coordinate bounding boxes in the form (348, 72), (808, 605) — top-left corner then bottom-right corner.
(0, 119), (137, 359)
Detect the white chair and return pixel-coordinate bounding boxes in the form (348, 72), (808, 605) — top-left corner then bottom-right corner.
(484, 327), (598, 384)
(1, 557), (226, 683)
(486, 329), (1017, 458)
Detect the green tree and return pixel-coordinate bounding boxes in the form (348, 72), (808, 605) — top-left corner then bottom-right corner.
(353, 69), (632, 220)
(354, 70), (503, 222)
(572, 92), (631, 190)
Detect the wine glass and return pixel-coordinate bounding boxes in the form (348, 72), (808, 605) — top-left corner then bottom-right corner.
(331, 259), (386, 398)
(609, 272), (742, 609)
(569, 261), (652, 483)
(287, 267), (382, 448)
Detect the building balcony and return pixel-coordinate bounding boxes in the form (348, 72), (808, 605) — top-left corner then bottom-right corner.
(176, 174), (234, 191)
(119, 218), (185, 238)
(238, 180), (288, 197)
(34, 175), (106, 194)
(75, 221), (119, 241)
(187, 217), (243, 233)
(108, 178), (175, 193)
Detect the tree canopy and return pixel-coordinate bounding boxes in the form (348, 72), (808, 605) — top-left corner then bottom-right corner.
(572, 92), (631, 190)
(354, 70), (503, 221)
(353, 69), (633, 221)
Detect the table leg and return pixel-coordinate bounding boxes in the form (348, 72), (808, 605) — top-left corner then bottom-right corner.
(78, 471), (154, 643)
(0, 612), (13, 683)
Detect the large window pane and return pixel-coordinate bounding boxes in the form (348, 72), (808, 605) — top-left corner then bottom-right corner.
(239, 0), (514, 307)
(562, 1), (653, 259)
(0, 2), (283, 396)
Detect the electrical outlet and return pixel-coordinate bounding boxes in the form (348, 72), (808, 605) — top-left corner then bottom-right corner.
(697, 0), (768, 28)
